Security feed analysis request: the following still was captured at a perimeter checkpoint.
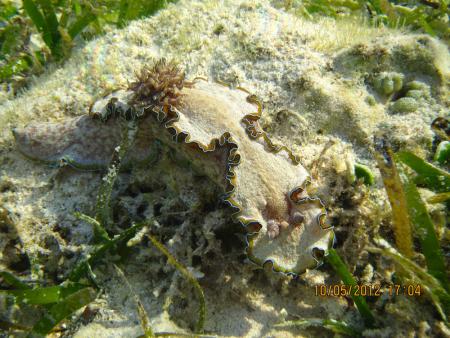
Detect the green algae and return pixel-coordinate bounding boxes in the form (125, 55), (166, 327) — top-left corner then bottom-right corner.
(1, 282), (88, 305)
(373, 72), (404, 96)
(397, 151), (450, 193)
(325, 248), (375, 327)
(434, 141), (450, 165)
(367, 245), (450, 322)
(0, 271), (30, 290)
(405, 89), (424, 99)
(29, 287), (98, 337)
(391, 97), (418, 113)
(402, 171), (449, 293)
(354, 163), (375, 186)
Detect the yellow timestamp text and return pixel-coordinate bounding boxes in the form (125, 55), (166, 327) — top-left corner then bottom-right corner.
(314, 284), (423, 297)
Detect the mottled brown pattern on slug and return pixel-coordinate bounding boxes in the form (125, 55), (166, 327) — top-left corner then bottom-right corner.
(13, 116), (155, 167)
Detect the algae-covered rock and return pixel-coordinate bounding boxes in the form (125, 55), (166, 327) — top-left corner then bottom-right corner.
(0, 0), (449, 336)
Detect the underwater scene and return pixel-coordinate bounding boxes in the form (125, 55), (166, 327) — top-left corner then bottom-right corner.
(0, 0), (449, 337)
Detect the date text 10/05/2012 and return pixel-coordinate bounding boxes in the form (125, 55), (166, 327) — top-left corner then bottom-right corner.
(314, 284), (422, 297)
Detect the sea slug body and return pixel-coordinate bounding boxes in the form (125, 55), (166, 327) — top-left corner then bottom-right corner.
(13, 60), (334, 275)
(12, 114), (156, 170)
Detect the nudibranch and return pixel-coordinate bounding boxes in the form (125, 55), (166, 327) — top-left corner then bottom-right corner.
(13, 60), (334, 275)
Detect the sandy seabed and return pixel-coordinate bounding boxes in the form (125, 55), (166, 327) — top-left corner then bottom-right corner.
(0, 0), (449, 337)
